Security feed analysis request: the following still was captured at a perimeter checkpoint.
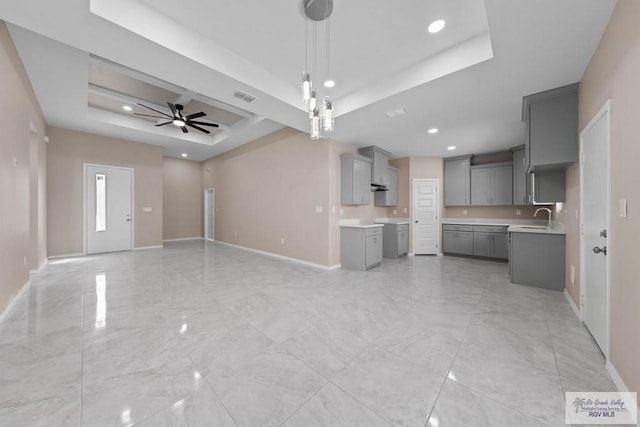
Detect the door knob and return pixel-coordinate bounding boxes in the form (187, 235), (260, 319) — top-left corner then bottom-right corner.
(592, 246), (607, 255)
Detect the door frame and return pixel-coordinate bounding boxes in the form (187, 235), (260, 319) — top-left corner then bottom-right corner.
(204, 187), (215, 241)
(83, 163), (135, 254)
(579, 99), (612, 359)
(411, 178), (440, 255)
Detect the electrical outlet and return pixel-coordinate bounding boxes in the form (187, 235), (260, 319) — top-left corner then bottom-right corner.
(12, 156), (18, 168)
(280, 238), (285, 245)
(24, 256), (27, 266)
(332, 206), (336, 214)
(515, 209), (521, 216)
(315, 206), (323, 213)
(393, 209), (397, 215)
(234, 231), (237, 237)
(463, 209), (468, 215)
(340, 208), (344, 216)
(403, 208), (408, 214)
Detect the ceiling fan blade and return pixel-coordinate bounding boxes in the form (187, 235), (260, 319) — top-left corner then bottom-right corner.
(189, 120), (219, 127)
(135, 113), (168, 119)
(155, 121), (173, 127)
(186, 123), (211, 134)
(167, 102), (177, 117)
(181, 125), (189, 134)
(186, 111), (206, 120)
(136, 103), (172, 118)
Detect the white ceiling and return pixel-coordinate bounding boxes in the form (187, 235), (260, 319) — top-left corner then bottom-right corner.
(1, 0), (616, 161)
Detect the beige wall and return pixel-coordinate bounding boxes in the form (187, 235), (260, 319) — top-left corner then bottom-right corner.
(578, 0), (640, 401)
(559, 163), (580, 305)
(0, 21), (47, 315)
(47, 128), (164, 256)
(163, 157), (202, 240)
(202, 128), (333, 266)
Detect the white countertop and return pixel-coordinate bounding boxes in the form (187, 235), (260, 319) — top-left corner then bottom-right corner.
(339, 219), (384, 229)
(374, 218), (410, 225)
(442, 217), (565, 235)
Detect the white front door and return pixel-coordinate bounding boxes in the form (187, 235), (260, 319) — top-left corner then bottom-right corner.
(204, 188), (215, 241)
(86, 165), (133, 254)
(412, 179), (439, 255)
(580, 101), (611, 357)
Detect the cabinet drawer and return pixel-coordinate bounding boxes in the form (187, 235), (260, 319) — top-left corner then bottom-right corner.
(442, 224), (474, 232)
(366, 227), (383, 237)
(474, 225), (508, 234)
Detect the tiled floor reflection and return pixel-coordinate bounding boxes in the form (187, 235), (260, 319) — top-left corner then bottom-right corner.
(0, 241), (617, 426)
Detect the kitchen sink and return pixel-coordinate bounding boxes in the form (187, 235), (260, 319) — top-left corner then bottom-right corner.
(514, 225), (550, 230)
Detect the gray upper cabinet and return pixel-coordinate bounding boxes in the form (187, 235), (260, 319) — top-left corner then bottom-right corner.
(444, 155), (472, 206)
(358, 146), (390, 187)
(340, 154), (372, 205)
(470, 163), (513, 206)
(511, 145), (528, 205)
(522, 83), (579, 172)
(374, 166), (398, 207)
(531, 170), (566, 203)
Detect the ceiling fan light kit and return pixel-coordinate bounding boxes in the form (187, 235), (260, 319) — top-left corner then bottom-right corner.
(301, 0), (335, 139)
(135, 102), (220, 134)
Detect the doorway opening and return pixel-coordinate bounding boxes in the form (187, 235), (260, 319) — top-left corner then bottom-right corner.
(204, 188), (215, 241)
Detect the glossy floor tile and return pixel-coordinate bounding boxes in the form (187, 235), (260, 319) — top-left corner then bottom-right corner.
(0, 241), (616, 426)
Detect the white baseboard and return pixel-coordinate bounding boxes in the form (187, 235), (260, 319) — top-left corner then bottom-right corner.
(133, 245), (164, 250)
(48, 252), (84, 260)
(162, 237), (203, 243)
(564, 289), (582, 321)
(29, 259), (47, 275)
(606, 360), (640, 416)
(0, 279), (31, 324)
(215, 241), (338, 271)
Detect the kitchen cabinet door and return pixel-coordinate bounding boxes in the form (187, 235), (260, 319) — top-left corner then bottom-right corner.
(492, 233), (509, 260)
(375, 166), (398, 206)
(358, 146), (390, 187)
(365, 235), (382, 268)
(491, 165), (513, 205)
(473, 232), (493, 258)
(444, 156), (471, 206)
(457, 231), (474, 256)
(471, 168), (491, 205)
(340, 154), (372, 205)
(512, 146), (528, 205)
(398, 229), (409, 256)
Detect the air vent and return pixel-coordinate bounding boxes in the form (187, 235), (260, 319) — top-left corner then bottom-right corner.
(385, 108), (406, 118)
(233, 90), (256, 103)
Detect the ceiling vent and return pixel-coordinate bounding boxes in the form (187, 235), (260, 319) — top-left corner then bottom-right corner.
(233, 90), (256, 103)
(385, 108), (406, 118)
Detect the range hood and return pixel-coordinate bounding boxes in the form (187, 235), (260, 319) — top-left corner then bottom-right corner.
(371, 184), (389, 192)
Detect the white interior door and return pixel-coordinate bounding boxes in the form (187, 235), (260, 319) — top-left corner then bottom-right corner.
(412, 179), (439, 255)
(204, 188), (215, 241)
(86, 165), (133, 254)
(580, 101), (611, 357)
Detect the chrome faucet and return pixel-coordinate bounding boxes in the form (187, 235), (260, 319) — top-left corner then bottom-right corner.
(534, 207), (553, 229)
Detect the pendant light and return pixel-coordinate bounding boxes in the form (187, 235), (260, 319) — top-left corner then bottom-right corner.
(301, 0), (335, 139)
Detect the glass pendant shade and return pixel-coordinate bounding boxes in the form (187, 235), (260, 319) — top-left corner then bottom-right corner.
(301, 72), (312, 102)
(311, 109), (321, 139)
(308, 91), (317, 118)
(322, 97), (334, 132)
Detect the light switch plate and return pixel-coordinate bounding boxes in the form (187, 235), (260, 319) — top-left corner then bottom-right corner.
(515, 209), (521, 216)
(393, 209), (397, 215)
(315, 206), (323, 213)
(143, 207), (152, 212)
(618, 199), (627, 218)
(463, 209), (468, 215)
(403, 208), (408, 213)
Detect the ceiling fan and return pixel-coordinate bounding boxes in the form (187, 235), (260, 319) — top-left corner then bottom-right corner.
(135, 102), (220, 134)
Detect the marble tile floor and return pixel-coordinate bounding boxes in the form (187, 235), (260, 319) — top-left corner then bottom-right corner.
(0, 241), (621, 426)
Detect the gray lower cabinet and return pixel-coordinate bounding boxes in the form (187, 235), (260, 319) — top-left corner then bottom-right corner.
(340, 226), (383, 270)
(340, 154), (372, 205)
(375, 166), (398, 206)
(442, 225), (474, 256)
(473, 226), (509, 260)
(509, 232), (565, 291)
(377, 222), (409, 258)
(444, 224), (508, 260)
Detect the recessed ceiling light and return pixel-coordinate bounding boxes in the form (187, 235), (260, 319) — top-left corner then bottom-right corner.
(324, 80), (335, 88)
(122, 105), (132, 111)
(181, 153), (188, 158)
(428, 19), (446, 34)
(428, 128), (439, 134)
(448, 146), (457, 151)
